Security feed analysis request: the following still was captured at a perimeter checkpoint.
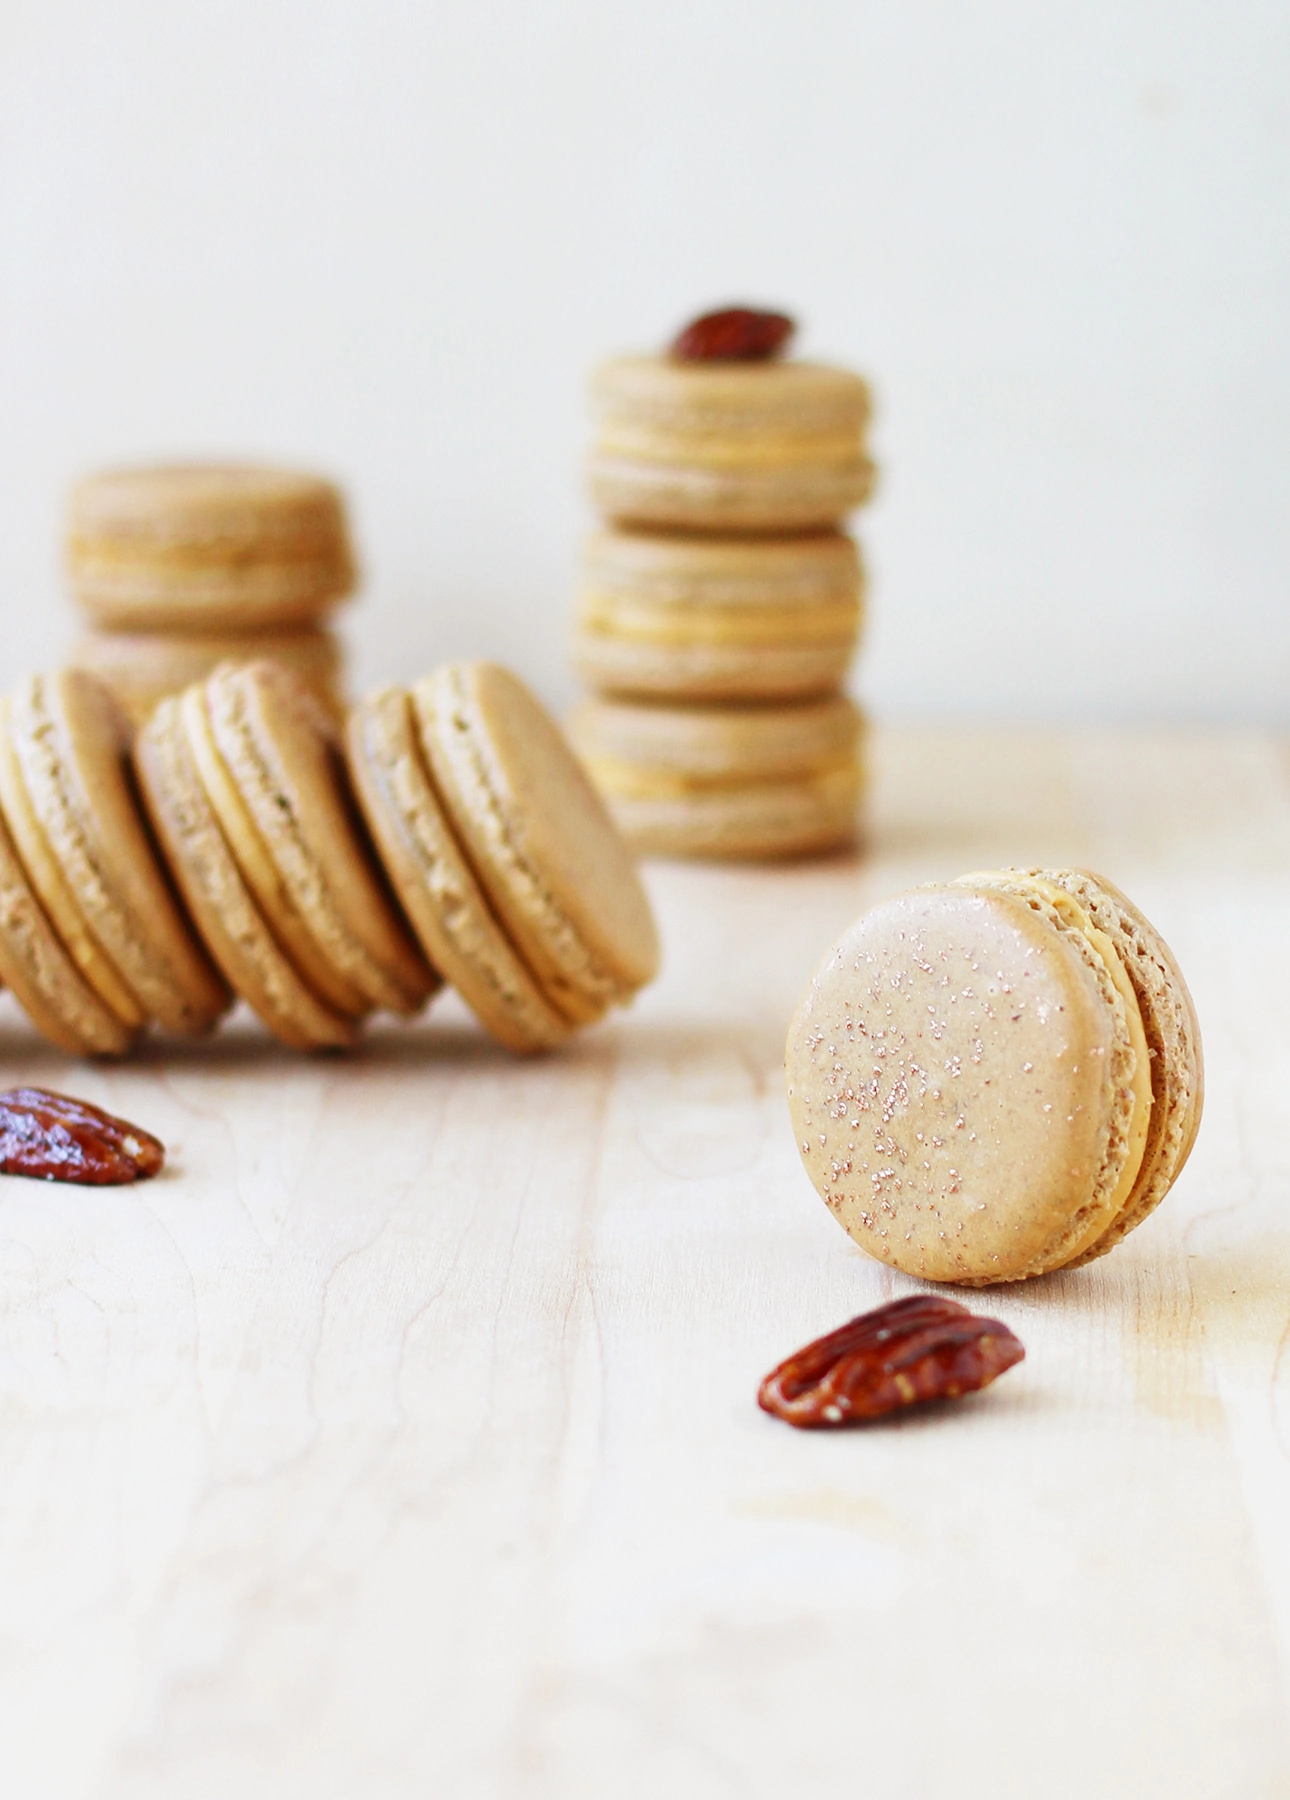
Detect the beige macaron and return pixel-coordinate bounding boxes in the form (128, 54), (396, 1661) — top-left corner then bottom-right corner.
(135, 661), (437, 1049)
(0, 670), (229, 1040)
(0, 796), (139, 1058)
(588, 357), (874, 534)
(346, 687), (572, 1053)
(401, 663), (660, 1031)
(569, 694), (865, 862)
(67, 464), (355, 632)
(574, 528), (863, 702)
(785, 867), (1203, 1285)
(69, 626), (345, 726)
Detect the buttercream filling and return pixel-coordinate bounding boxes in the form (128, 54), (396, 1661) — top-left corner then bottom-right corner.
(578, 594), (860, 647)
(582, 755), (861, 803)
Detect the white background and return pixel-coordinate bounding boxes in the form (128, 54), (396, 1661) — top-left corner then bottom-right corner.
(1, 0), (1287, 722)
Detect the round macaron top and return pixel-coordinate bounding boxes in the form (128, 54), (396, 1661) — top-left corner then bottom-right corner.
(786, 880), (1153, 1285)
(198, 662), (435, 1019)
(591, 357), (871, 442)
(413, 663), (660, 1026)
(5, 670), (230, 1035)
(67, 464), (352, 561)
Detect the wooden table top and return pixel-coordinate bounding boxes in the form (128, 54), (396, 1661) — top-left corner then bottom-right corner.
(3, 725), (1289, 1800)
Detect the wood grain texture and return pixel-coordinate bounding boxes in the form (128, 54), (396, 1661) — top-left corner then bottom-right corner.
(1, 726), (1289, 1799)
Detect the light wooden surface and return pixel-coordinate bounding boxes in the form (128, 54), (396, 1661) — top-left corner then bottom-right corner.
(3, 726), (1290, 1800)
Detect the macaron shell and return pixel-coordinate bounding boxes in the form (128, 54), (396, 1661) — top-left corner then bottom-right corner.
(1025, 869), (1203, 1266)
(593, 763), (863, 862)
(785, 885), (1140, 1285)
(6, 671), (230, 1035)
(0, 801), (137, 1057)
(0, 691), (145, 1027)
(69, 627), (345, 727)
(201, 662), (436, 1018)
(134, 697), (358, 1051)
(413, 663), (660, 1026)
(589, 456), (876, 535)
(346, 689), (570, 1053)
(568, 695), (864, 785)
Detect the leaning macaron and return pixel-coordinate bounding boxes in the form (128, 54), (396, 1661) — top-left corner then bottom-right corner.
(0, 671), (229, 1037)
(785, 868), (1203, 1285)
(134, 691), (360, 1051)
(574, 528), (863, 702)
(190, 661), (436, 1022)
(409, 663), (660, 1030)
(588, 356), (874, 535)
(346, 687), (572, 1053)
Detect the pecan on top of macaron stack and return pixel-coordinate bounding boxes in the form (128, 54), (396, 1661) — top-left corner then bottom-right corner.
(65, 463), (354, 726)
(571, 306), (875, 861)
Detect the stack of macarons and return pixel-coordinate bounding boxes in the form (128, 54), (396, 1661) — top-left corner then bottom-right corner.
(0, 660), (658, 1057)
(65, 464), (355, 726)
(569, 306), (875, 861)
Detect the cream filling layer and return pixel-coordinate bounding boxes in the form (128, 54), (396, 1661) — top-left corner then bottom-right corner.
(583, 754), (862, 803)
(594, 426), (866, 468)
(1006, 873), (1153, 1263)
(578, 594), (860, 647)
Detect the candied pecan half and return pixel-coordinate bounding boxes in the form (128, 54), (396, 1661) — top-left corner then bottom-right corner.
(669, 306), (796, 363)
(758, 1293), (1024, 1428)
(0, 1087), (164, 1184)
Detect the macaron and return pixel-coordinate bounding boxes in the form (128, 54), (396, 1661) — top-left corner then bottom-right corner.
(574, 528), (863, 702)
(0, 669), (230, 1041)
(135, 661), (436, 1050)
(568, 694), (865, 862)
(785, 868), (1203, 1285)
(0, 797), (138, 1058)
(346, 663), (660, 1046)
(69, 626), (345, 726)
(67, 464), (355, 632)
(588, 357), (874, 534)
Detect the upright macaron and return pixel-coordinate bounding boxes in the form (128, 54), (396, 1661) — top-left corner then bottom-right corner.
(0, 670), (229, 1047)
(588, 357), (874, 535)
(346, 663), (660, 1049)
(135, 660), (436, 1050)
(785, 868), (1203, 1285)
(67, 464), (355, 632)
(70, 625), (345, 727)
(568, 693), (865, 861)
(574, 528), (863, 702)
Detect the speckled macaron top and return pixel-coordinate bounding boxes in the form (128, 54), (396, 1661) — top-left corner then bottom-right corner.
(785, 867), (1202, 1285)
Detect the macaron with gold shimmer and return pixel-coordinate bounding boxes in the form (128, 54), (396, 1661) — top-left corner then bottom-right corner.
(785, 868), (1203, 1285)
